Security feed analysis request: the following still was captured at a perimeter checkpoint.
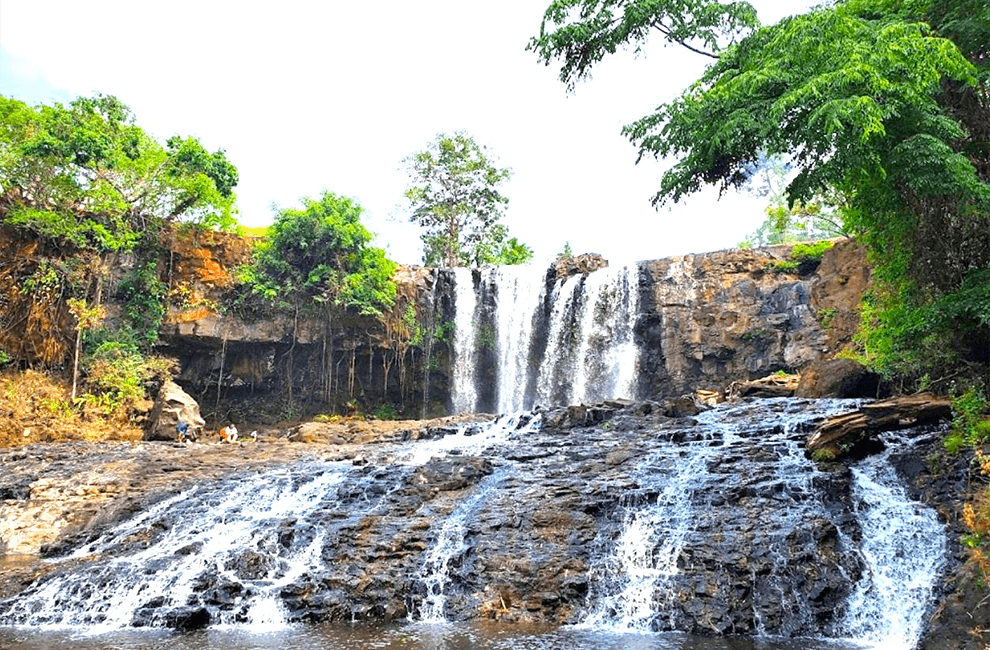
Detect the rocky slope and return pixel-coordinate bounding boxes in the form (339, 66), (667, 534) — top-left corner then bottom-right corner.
(0, 398), (974, 648)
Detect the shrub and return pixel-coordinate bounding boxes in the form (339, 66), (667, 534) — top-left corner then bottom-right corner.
(790, 240), (835, 262)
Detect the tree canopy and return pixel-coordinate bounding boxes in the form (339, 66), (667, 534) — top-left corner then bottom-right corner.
(531, 0), (990, 389)
(403, 132), (531, 268)
(246, 191), (396, 317)
(0, 94), (239, 253)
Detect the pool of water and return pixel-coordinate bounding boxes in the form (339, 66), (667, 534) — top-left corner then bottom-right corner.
(0, 621), (867, 650)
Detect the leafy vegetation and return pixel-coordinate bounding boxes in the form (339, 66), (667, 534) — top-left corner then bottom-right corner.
(403, 132), (532, 267)
(243, 191), (396, 317)
(530, 0), (990, 396)
(0, 94), (238, 253)
(739, 155), (848, 247)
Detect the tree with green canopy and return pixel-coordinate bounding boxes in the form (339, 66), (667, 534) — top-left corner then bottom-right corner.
(0, 93), (241, 368)
(531, 0), (990, 390)
(246, 191), (396, 317)
(403, 132), (531, 268)
(0, 94), (239, 254)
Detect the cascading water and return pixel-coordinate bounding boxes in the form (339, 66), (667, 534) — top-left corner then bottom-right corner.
(0, 464), (352, 631)
(449, 263), (641, 414)
(415, 468), (510, 623)
(577, 399), (947, 648)
(0, 401), (949, 648)
(450, 268), (479, 415)
(838, 431), (947, 649)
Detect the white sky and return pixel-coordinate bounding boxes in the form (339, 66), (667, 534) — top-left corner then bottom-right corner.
(0, 0), (812, 266)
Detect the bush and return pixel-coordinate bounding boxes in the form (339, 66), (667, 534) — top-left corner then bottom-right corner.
(790, 240), (835, 262)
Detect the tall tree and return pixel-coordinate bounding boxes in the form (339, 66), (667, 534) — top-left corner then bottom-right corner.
(531, 0), (990, 388)
(247, 191), (396, 317)
(0, 94), (239, 253)
(0, 93), (240, 366)
(403, 132), (528, 268)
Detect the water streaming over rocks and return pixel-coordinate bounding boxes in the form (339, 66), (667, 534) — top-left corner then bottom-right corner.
(450, 264), (641, 414)
(0, 397), (950, 650)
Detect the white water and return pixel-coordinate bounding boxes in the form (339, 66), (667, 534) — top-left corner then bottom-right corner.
(838, 433), (947, 649)
(578, 399), (945, 647)
(491, 266), (545, 414)
(450, 264), (641, 414)
(450, 268), (478, 415)
(3, 465), (349, 632)
(397, 412), (540, 466)
(415, 469), (509, 623)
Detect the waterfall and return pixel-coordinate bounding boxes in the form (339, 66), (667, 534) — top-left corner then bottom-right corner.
(449, 263), (641, 414)
(450, 268), (478, 415)
(577, 399), (946, 646)
(838, 431), (947, 649)
(0, 401), (948, 645)
(1, 464), (351, 631)
(415, 468), (509, 623)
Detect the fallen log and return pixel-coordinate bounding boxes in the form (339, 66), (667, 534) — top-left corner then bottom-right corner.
(806, 393), (952, 460)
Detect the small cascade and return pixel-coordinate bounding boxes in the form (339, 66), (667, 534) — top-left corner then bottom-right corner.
(839, 431), (947, 649)
(449, 263), (641, 414)
(579, 405), (739, 633)
(450, 268), (478, 415)
(0, 464), (351, 631)
(577, 399), (942, 640)
(415, 468), (509, 623)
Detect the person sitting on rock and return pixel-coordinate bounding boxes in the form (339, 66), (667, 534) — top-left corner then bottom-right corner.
(219, 424), (238, 443)
(176, 420), (191, 443)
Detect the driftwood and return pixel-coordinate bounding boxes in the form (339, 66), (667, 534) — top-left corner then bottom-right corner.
(728, 373), (801, 399)
(806, 393), (952, 459)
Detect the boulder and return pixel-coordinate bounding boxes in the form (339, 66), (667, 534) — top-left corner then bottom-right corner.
(796, 358), (880, 398)
(806, 393), (952, 460)
(146, 381), (206, 441)
(547, 253), (608, 282)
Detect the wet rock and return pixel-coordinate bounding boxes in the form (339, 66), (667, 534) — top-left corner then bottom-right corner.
(796, 358), (880, 398)
(163, 605), (211, 630)
(807, 393), (952, 460)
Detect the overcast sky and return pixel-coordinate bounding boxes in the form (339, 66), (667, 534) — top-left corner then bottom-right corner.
(0, 0), (813, 266)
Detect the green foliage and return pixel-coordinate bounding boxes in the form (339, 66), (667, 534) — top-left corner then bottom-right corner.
(119, 260), (168, 350)
(478, 323), (498, 350)
(812, 448), (837, 462)
(818, 307), (837, 330)
(791, 241), (835, 262)
(739, 156), (849, 247)
(248, 191), (396, 317)
(0, 94), (240, 253)
(952, 386), (990, 444)
(558, 241), (574, 259)
(372, 404), (400, 420)
(80, 336), (170, 414)
(530, 0), (990, 387)
(403, 132), (531, 268)
(766, 259), (798, 272)
(528, 0), (759, 88)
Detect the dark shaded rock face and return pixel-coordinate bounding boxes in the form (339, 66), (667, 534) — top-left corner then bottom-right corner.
(0, 398), (952, 646)
(155, 242), (870, 422)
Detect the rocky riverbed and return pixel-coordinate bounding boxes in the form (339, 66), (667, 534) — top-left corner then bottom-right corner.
(0, 398), (981, 649)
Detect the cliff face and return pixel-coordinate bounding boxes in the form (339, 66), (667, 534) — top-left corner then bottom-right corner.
(157, 237), (870, 421)
(636, 240), (869, 400)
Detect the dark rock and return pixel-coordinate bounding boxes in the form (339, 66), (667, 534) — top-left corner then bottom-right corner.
(163, 606), (210, 630)
(796, 358), (880, 398)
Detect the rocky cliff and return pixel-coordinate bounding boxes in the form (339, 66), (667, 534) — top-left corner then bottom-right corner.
(158, 237), (871, 423)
